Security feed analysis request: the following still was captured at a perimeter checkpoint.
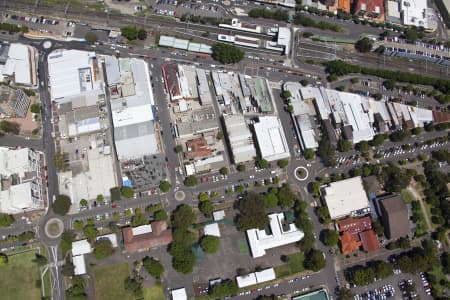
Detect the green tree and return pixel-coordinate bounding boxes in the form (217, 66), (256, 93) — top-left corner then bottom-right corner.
(199, 200), (214, 218)
(200, 235), (220, 253)
(0, 120), (20, 134)
(317, 206), (331, 224)
(356, 141), (370, 153)
(175, 145), (183, 153)
(338, 138), (351, 152)
(0, 214), (14, 227)
(142, 256), (164, 279)
(281, 90), (292, 100)
(79, 199), (88, 207)
(121, 26), (139, 40)
(83, 224), (98, 242)
(237, 163), (246, 172)
(300, 79), (309, 86)
(216, 131), (224, 140)
(236, 185), (245, 193)
(277, 159), (289, 168)
(93, 239), (113, 259)
(137, 28), (147, 40)
(153, 209), (168, 221)
(354, 37), (373, 53)
(256, 159), (269, 169)
(96, 194), (104, 203)
(209, 280), (238, 298)
(304, 148), (315, 160)
(303, 249), (326, 271)
(0, 253), (8, 265)
(236, 192), (269, 231)
(211, 43), (245, 64)
(159, 180), (171, 193)
(124, 276), (143, 298)
(73, 220), (84, 230)
(131, 214), (148, 227)
(277, 184), (297, 208)
(404, 29), (418, 42)
(61, 231), (75, 257)
(172, 204), (195, 229)
(53, 195), (71, 215)
(198, 192), (209, 202)
(121, 187), (134, 198)
(317, 136), (336, 167)
(336, 287), (354, 300)
(33, 253), (47, 266)
(320, 229), (339, 247)
(183, 175), (198, 187)
(30, 103), (40, 113)
(219, 167), (228, 175)
(84, 31), (98, 44)
(109, 221), (120, 233)
(169, 243), (196, 274)
(263, 192), (278, 208)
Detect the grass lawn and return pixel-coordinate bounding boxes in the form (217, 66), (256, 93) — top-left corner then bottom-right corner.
(428, 265), (447, 297)
(93, 263), (134, 300)
(401, 190), (415, 203)
(0, 250), (42, 300)
(143, 285), (165, 300)
(275, 252), (304, 277)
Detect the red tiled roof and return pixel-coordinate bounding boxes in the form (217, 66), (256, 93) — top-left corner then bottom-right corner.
(338, 216), (372, 235)
(122, 221), (173, 252)
(185, 136), (212, 160)
(432, 111), (450, 124)
(339, 231), (362, 255)
(355, 0), (384, 14)
(359, 230), (380, 252)
(161, 63), (180, 99)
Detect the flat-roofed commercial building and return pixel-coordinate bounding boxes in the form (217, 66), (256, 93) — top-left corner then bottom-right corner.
(320, 176), (370, 220)
(223, 114), (257, 164)
(253, 116), (290, 162)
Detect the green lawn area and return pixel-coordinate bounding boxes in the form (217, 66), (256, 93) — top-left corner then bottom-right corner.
(0, 250), (42, 300)
(275, 252), (304, 278)
(237, 239), (249, 255)
(93, 263), (134, 300)
(428, 265), (448, 297)
(401, 190), (415, 203)
(143, 285), (165, 300)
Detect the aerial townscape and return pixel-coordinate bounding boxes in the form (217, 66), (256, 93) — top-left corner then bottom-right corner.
(0, 1), (450, 300)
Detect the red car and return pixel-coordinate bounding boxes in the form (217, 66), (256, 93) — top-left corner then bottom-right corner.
(111, 204), (117, 208)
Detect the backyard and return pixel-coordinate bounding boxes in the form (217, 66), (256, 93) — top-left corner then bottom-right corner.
(0, 250), (43, 300)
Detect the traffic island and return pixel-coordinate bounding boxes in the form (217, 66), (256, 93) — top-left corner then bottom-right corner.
(174, 190), (186, 201)
(44, 218), (64, 239)
(294, 166), (309, 181)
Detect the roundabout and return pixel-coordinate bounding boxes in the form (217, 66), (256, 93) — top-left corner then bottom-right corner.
(294, 166), (309, 181)
(174, 190), (186, 201)
(42, 40), (52, 49)
(44, 218), (64, 239)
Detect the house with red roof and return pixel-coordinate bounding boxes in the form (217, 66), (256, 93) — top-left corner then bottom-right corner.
(122, 221), (173, 252)
(353, 0), (385, 22)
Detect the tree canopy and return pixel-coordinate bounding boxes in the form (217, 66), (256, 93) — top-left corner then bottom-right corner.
(303, 249), (326, 271)
(121, 186), (134, 198)
(354, 37), (373, 53)
(53, 195), (71, 215)
(183, 175), (198, 187)
(0, 214), (14, 227)
(169, 242), (196, 274)
(209, 280), (238, 298)
(172, 205), (195, 229)
(142, 256), (164, 279)
(211, 43), (245, 64)
(236, 192), (269, 231)
(159, 181), (172, 192)
(320, 229), (339, 247)
(200, 235), (220, 253)
(120, 26), (147, 41)
(93, 239), (113, 259)
(84, 31), (98, 44)
(0, 253), (8, 265)
(199, 200), (214, 218)
(277, 159), (289, 168)
(83, 224), (98, 242)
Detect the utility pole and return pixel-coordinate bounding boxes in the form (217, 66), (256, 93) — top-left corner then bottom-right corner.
(64, 1), (70, 17)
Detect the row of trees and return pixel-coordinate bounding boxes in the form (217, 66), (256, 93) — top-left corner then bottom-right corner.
(120, 26), (147, 41)
(345, 260), (394, 286)
(0, 22), (28, 33)
(262, 184), (298, 208)
(324, 60), (450, 95)
(293, 13), (342, 32)
(169, 205), (197, 274)
(0, 214), (14, 227)
(248, 8), (289, 22)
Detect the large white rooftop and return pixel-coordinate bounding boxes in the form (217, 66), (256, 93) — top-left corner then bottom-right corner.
(171, 288), (187, 300)
(321, 176), (370, 220)
(132, 224), (152, 236)
(254, 116), (290, 162)
(2, 43), (32, 85)
(204, 223), (221, 237)
(246, 213), (304, 258)
(224, 114), (257, 164)
(0, 182), (35, 214)
(96, 233), (118, 248)
(73, 254), (86, 275)
(48, 49), (102, 101)
(72, 239), (92, 256)
(236, 268), (276, 288)
(0, 147), (33, 177)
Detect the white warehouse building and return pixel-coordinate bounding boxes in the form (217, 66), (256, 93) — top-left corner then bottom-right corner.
(253, 116), (290, 162)
(223, 114), (257, 164)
